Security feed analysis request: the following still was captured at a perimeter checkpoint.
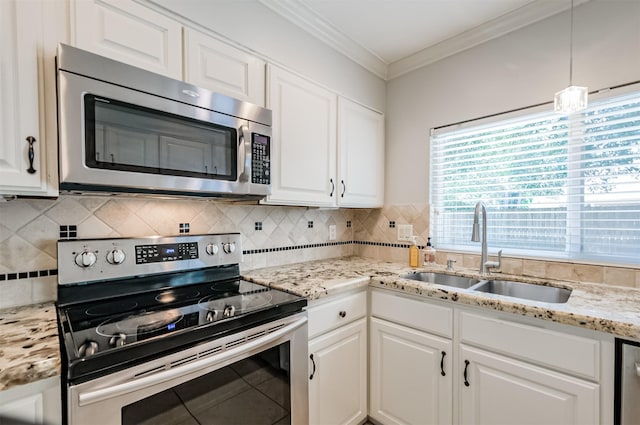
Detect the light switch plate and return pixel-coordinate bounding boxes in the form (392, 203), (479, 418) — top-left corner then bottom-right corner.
(397, 224), (413, 241)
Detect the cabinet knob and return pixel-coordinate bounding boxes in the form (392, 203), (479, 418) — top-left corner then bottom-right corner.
(338, 310), (346, 318)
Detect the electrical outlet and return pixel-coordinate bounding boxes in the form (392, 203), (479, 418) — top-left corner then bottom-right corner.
(329, 224), (337, 240)
(397, 224), (413, 241)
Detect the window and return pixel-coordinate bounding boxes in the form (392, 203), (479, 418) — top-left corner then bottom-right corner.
(430, 89), (640, 265)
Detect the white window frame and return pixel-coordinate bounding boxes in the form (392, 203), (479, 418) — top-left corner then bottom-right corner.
(430, 83), (640, 267)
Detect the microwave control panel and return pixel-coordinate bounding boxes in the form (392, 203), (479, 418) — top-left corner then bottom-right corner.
(251, 133), (270, 185)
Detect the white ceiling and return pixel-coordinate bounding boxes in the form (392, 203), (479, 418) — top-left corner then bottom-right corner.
(260, 0), (577, 80)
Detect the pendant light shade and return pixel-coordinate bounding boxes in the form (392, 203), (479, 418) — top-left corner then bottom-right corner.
(554, 85), (588, 113)
(554, 0), (587, 114)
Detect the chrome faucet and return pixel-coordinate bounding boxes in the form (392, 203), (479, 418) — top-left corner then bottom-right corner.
(471, 201), (502, 276)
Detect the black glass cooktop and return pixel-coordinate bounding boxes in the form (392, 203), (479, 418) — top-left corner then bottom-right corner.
(57, 267), (306, 382)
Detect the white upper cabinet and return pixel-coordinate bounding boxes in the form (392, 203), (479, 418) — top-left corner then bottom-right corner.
(264, 65), (385, 207)
(183, 28), (266, 106)
(0, 0), (56, 196)
(337, 97), (385, 207)
(265, 64), (337, 207)
(71, 0), (182, 79)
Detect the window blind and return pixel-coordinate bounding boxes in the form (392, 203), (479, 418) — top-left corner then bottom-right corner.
(430, 91), (640, 265)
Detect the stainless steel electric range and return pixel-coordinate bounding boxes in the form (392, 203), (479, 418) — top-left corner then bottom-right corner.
(56, 233), (308, 425)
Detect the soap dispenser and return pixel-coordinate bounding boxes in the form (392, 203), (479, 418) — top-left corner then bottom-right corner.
(409, 237), (420, 267)
(424, 237), (436, 265)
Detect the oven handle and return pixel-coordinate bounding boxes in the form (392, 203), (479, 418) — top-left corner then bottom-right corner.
(78, 316), (307, 407)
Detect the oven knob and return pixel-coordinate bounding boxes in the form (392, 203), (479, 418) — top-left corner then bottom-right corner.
(205, 243), (219, 256)
(75, 251), (97, 268)
(206, 310), (218, 322)
(109, 333), (127, 348)
(78, 340), (99, 357)
(223, 242), (236, 254)
(106, 248), (126, 265)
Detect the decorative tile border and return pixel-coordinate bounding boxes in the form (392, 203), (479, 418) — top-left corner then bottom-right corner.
(0, 269), (58, 281)
(0, 241), (419, 282)
(243, 241), (351, 255)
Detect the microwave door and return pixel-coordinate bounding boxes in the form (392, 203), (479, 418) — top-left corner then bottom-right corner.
(59, 70), (264, 196)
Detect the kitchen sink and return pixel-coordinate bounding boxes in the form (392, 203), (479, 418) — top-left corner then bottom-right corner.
(471, 280), (572, 303)
(402, 272), (481, 289)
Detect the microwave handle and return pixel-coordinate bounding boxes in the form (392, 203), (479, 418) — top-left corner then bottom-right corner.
(238, 125), (250, 182)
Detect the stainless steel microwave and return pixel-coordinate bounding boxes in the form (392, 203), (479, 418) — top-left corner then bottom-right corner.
(56, 43), (271, 199)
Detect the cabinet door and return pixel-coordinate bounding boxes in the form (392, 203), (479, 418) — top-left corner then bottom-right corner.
(71, 0), (182, 79)
(0, 0), (49, 196)
(370, 317), (453, 425)
(184, 28), (265, 106)
(0, 377), (61, 425)
(265, 65), (337, 207)
(459, 344), (599, 425)
(308, 318), (367, 425)
(337, 97), (385, 207)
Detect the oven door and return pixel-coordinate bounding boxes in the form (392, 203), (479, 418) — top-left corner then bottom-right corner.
(58, 69), (271, 198)
(67, 313), (308, 425)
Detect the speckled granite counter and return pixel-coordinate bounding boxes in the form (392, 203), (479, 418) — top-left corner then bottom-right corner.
(243, 256), (640, 340)
(3, 256), (640, 393)
(0, 303), (60, 392)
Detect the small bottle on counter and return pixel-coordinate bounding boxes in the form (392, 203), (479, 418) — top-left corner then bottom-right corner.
(409, 237), (420, 267)
(423, 237), (436, 265)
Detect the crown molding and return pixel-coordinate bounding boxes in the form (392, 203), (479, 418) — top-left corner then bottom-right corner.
(260, 0), (589, 81)
(387, 0), (589, 80)
(258, 0), (389, 79)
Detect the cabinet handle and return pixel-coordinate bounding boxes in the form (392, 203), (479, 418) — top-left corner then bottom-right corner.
(463, 360), (470, 387)
(26, 136), (36, 174)
(440, 351), (446, 376)
(309, 354), (316, 380)
(338, 310), (346, 318)
(341, 180), (346, 197)
(329, 178), (335, 197)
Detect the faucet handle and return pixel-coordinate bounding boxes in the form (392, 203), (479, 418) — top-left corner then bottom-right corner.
(485, 250), (502, 272)
(446, 259), (456, 271)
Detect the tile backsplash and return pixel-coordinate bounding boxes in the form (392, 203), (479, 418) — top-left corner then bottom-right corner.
(0, 195), (354, 308)
(1, 199), (638, 309)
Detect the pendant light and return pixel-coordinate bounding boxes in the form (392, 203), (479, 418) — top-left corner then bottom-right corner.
(554, 0), (588, 114)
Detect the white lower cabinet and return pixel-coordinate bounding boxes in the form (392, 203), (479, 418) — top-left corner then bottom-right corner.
(307, 291), (368, 425)
(309, 318), (368, 425)
(370, 317), (452, 425)
(369, 288), (614, 425)
(0, 376), (61, 425)
(458, 344), (599, 425)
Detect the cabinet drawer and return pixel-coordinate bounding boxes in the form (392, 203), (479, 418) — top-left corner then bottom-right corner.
(371, 289), (452, 338)
(308, 291), (367, 339)
(459, 311), (600, 380)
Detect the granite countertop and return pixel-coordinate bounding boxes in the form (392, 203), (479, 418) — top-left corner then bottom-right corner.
(243, 256), (640, 340)
(3, 256), (640, 392)
(0, 303), (60, 392)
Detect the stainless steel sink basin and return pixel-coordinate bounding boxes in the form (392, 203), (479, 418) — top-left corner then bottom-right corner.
(471, 280), (572, 303)
(402, 272), (481, 289)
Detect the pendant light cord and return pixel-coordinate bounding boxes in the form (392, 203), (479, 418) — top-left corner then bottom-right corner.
(569, 0), (574, 86)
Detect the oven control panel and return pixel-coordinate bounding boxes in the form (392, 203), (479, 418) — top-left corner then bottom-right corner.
(135, 242), (198, 264)
(57, 233), (242, 285)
